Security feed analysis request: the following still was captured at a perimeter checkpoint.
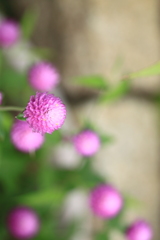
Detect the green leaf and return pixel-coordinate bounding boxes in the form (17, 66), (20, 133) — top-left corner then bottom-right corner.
(95, 232), (109, 240)
(15, 112), (26, 121)
(100, 134), (114, 144)
(124, 195), (142, 209)
(33, 47), (52, 59)
(21, 9), (38, 39)
(99, 79), (130, 103)
(74, 75), (108, 90)
(129, 61), (160, 79)
(16, 188), (65, 207)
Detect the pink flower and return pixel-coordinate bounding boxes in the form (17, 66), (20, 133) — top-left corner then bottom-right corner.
(89, 184), (123, 218)
(126, 220), (153, 240)
(7, 206), (40, 239)
(11, 120), (44, 152)
(0, 92), (3, 105)
(23, 92), (66, 134)
(0, 20), (20, 47)
(28, 62), (60, 91)
(73, 130), (100, 157)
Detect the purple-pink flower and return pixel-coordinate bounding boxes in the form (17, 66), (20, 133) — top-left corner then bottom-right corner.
(73, 130), (100, 157)
(126, 220), (153, 240)
(7, 206), (40, 239)
(0, 19), (20, 47)
(89, 184), (123, 218)
(28, 62), (60, 91)
(11, 120), (44, 152)
(23, 92), (66, 134)
(0, 92), (3, 105)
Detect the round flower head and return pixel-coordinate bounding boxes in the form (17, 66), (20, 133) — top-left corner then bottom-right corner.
(11, 120), (44, 152)
(73, 130), (100, 157)
(28, 62), (60, 91)
(7, 206), (40, 239)
(126, 220), (153, 240)
(0, 19), (20, 47)
(89, 184), (123, 218)
(0, 92), (3, 105)
(23, 92), (66, 134)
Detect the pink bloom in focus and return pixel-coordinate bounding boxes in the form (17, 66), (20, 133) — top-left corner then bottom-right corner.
(0, 20), (20, 47)
(89, 184), (123, 218)
(28, 62), (60, 91)
(0, 92), (3, 105)
(7, 206), (40, 239)
(23, 92), (66, 134)
(126, 220), (153, 240)
(11, 120), (44, 152)
(73, 130), (100, 157)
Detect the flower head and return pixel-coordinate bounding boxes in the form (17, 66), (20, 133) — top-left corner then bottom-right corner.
(23, 92), (66, 134)
(28, 62), (60, 91)
(73, 130), (100, 157)
(11, 120), (44, 152)
(0, 19), (20, 47)
(7, 206), (40, 239)
(126, 220), (153, 240)
(0, 92), (3, 105)
(89, 184), (123, 218)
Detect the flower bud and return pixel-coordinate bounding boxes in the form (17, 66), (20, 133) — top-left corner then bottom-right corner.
(0, 19), (20, 47)
(7, 206), (40, 239)
(73, 130), (100, 157)
(11, 120), (44, 152)
(28, 62), (60, 91)
(126, 220), (153, 240)
(89, 184), (123, 218)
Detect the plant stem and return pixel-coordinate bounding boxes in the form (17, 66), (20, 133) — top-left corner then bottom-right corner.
(0, 106), (24, 112)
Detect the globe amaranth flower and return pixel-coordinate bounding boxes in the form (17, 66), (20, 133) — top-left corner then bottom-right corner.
(11, 120), (44, 152)
(0, 19), (20, 47)
(7, 206), (40, 239)
(0, 92), (3, 105)
(126, 220), (153, 240)
(23, 92), (66, 134)
(73, 130), (100, 157)
(89, 184), (123, 218)
(28, 62), (60, 91)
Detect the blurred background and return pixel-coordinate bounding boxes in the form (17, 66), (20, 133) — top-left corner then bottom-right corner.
(0, 0), (160, 239)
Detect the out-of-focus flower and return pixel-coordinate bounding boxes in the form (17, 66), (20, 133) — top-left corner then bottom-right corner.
(0, 19), (20, 47)
(28, 62), (60, 91)
(7, 206), (40, 239)
(53, 141), (81, 169)
(4, 41), (39, 73)
(0, 92), (3, 105)
(89, 184), (123, 218)
(73, 130), (100, 157)
(23, 92), (66, 134)
(11, 120), (44, 152)
(126, 220), (153, 240)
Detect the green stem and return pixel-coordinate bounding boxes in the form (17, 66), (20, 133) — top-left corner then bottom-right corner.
(0, 106), (24, 112)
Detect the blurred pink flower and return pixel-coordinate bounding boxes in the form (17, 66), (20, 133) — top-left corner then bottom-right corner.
(0, 20), (20, 47)
(126, 220), (153, 240)
(89, 184), (123, 218)
(23, 92), (66, 134)
(0, 92), (3, 105)
(11, 120), (44, 152)
(28, 62), (60, 91)
(73, 130), (100, 157)
(7, 206), (40, 239)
